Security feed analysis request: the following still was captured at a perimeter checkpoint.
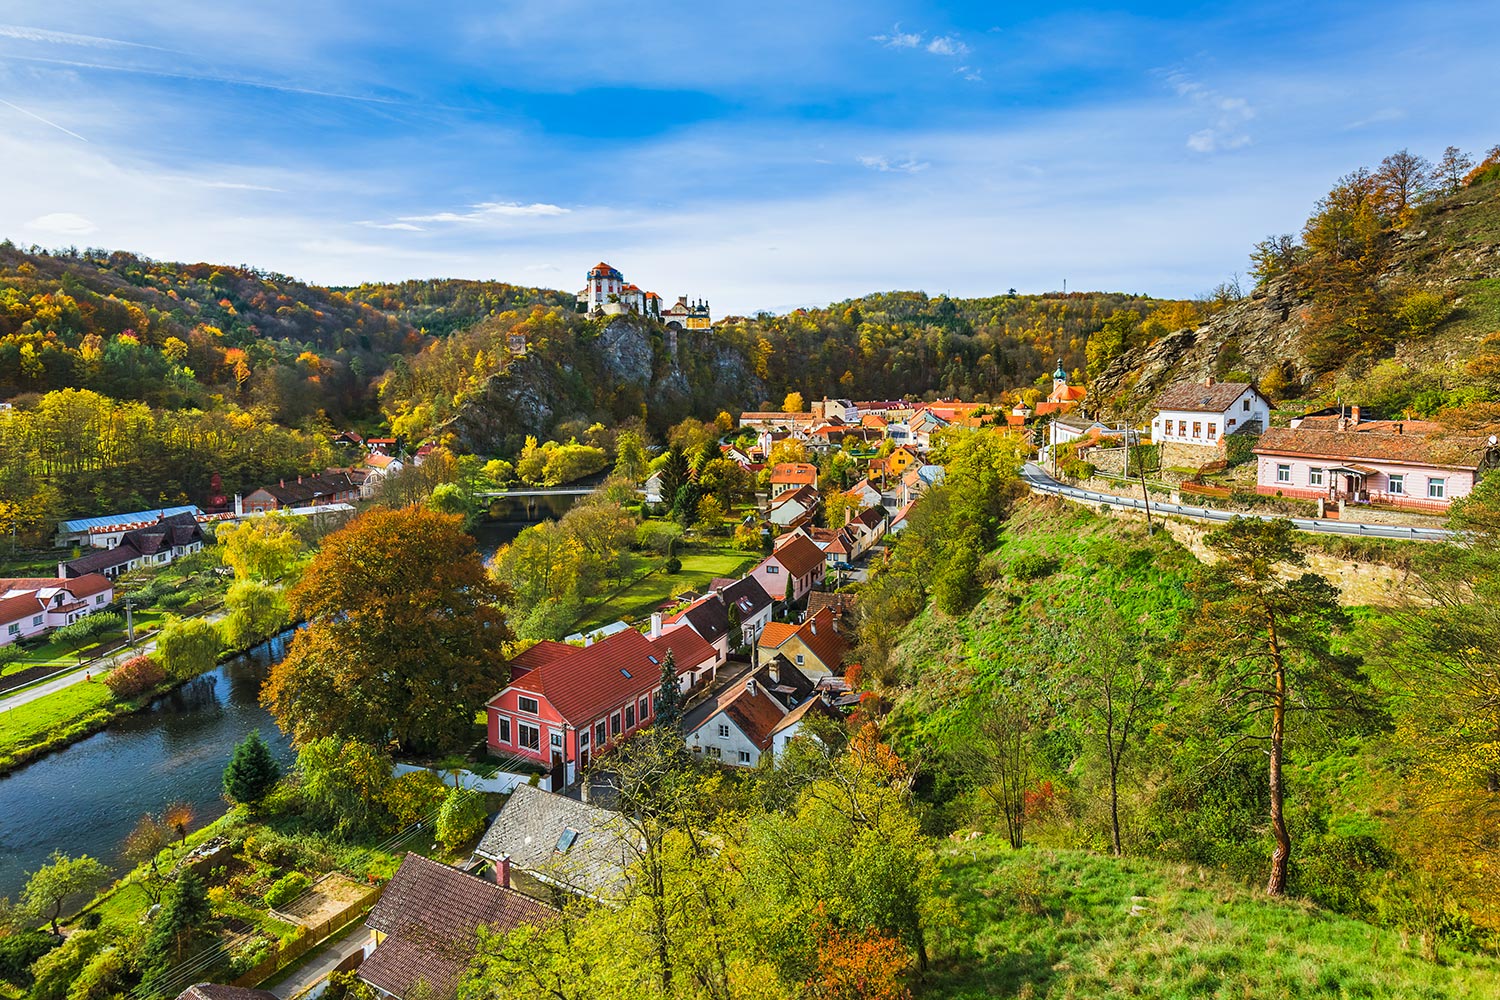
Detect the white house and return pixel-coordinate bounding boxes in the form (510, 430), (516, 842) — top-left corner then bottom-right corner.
(651, 593), (731, 670)
(767, 486), (819, 528)
(1151, 378), (1269, 449)
(687, 675), (787, 768)
(769, 696), (839, 759)
(1, 574), (114, 646)
(711, 576), (775, 647)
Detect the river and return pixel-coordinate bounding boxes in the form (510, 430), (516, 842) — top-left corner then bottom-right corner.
(0, 634), (296, 900)
(0, 500), (582, 901)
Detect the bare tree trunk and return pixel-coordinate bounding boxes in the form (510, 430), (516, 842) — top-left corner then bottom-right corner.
(1266, 611), (1291, 896)
(1108, 752), (1123, 856)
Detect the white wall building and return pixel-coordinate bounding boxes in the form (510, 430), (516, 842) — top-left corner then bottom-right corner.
(1151, 378), (1269, 448)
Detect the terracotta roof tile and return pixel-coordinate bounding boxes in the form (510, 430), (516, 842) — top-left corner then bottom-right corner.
(1154, 380), (1256, 413)
(768, 534), (826, 578)
(1254, 426), (1488, 469)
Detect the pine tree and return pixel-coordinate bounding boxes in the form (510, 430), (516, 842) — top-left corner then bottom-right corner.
(654, 650), (684, 734)
(726, 601), (743, 652)
(142, 872), (216, 977)
(784, 574), (796, 619)
(223, 730), (282, 807)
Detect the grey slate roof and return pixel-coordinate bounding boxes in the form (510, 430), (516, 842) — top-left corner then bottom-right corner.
(681, 594), (729, 645)
(473, 783), (636, 902)
(176, 986), (279, 1000)
(716, 575), (772, 622)
(360, 853), (553, 1000)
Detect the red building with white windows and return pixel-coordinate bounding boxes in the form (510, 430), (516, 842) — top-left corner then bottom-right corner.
(486, 626), (718, 786)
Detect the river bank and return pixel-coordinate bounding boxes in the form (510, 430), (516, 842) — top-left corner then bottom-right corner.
(0, 632), (296, 899)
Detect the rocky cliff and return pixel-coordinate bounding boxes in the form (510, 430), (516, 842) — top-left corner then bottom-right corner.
(1089, 186), (1500, 423)
(443, 316), (764, 454)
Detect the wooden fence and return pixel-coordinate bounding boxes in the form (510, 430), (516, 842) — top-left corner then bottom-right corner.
(231, 881), (383, 988)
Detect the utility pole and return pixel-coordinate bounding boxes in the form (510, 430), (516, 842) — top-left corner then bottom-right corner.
(126, 597), (135, 647)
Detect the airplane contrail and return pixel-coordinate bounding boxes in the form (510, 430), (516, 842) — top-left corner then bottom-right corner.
(0, 97), (87, 141)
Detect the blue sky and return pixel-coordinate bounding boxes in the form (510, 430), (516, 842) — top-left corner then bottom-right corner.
(0, 2), (1495, 314)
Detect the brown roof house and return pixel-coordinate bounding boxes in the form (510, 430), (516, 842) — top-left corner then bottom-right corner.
(1252, 408), (1497, 511)
(175, 986), (279, 1000)
(1150, 377), (1271, 461)
(359, 853), (554, 1000)
(686, 674), (789, 768)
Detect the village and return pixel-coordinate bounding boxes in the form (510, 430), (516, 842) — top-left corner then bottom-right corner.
(4, 260), (1500, 1000)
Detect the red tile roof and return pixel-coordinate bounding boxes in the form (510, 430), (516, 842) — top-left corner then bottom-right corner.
(495, 625), (714, 726)
(1154, 380), (1255, 413)
(755, 607), (847, 671)
(716, 682), (787, 751)
(508, 640), (580, 677)
(1254, 426), (1488, 469)
(0, 592), (40, 625)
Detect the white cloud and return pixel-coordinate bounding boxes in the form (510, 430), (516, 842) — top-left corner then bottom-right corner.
(957, 65), (984, 83)
(857, 155), (929, 174)
(1163, 70), (1254, 154)
(357, 220), (425, 231)
(27, 211), (96, 235)
(926, 36), (969, 57)
(1344, 107), (1405, 130)
(872, 24), (922, 49)
(397, 201), (570, 224)
(0, 23), (165, 50)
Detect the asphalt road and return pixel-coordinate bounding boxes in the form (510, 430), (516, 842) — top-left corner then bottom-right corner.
(1021, 463), (1455, 542)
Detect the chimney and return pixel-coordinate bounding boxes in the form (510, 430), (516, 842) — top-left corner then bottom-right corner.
(233, 493), (243, 517)
(495, 853), (512, 888)
(279, 479), (285, 488)
(768, 660), (780, 684)
(1349, 406), (1361, 426)
(1204, 376), (1215, 387)
(650, 612), (663, 639)
(1395, 422), (1403, 435)
(745, 677), (757, 697)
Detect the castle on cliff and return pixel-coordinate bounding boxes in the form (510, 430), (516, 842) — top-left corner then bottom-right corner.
(576, 262), (710, 330)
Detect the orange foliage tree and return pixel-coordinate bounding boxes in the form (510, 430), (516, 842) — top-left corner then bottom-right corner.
(807, 927), (913, 1000)
(261, 507), (513, 752)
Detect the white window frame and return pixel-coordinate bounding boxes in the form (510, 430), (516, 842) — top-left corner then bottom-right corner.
(766, 564), (780, 574)
(497, 717), (511, 744)
(1276, 464), (1291, 484)
(518, 722), (540, 751)
(1308, 467), (1324, 486)
(718, 723), (731, 738)
(550, 731), (563, 750)
(517, 695), (539, 715)
(1427, 477), (1446, 499)
(738, 751), (751, 764)
(1388, 474), (1405, 495)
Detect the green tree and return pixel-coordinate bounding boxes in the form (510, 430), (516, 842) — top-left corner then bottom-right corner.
(436, 786), (487, 850)
(613, 430), (649, 482)
(142, 872), (216, 977)
(215, 513), (303, 581)
(653, 651), (684, 735)
(429, 481), (471, 520)
(223, 729), (283, 807)
(262, 507), (512, 752)
(656, 447), (690, 510)
(1183, 517), (1370, 896)
(298, 737), (394, 836)
(154, 615), (222, 680)
(21, 852), (109, 935)
(121, 813), (171, 906)
(222, 578), (289, 649)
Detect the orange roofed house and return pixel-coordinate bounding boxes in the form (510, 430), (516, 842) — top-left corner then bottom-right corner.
(756, 606), (848, 680)
(768, 462), (819, 498)
(486, 625), (718, 786)
(1034, 361), (1087, 416)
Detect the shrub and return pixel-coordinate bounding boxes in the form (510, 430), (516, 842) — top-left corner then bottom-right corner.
(381, 769), (448, 827)
(0, 931), (59, 987)
(228, 937), (272, 977)
(1010, 552), (1058, 581)
(1396, 290), (1452, 336)
(156, 591), (192, 610)
(78, 911), (102, 930)
(264, 871), (312, 910)
(105, 655), (166, 698)
(435, 787), (487, 850)
(664, 557), (682, 574)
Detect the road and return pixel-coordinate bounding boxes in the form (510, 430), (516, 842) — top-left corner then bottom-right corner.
(1020, 463), (1456, 541)
(269, 919), (371, 999)
(0, 607), (228, 715)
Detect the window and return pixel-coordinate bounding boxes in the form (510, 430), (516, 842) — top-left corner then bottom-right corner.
(707, 747), (722, 759)
(1176, 420), (1186, 436)
(579, 729), (590, 749)
(1243, 398), (1251, 411)
(625, 704), (636, 729)
(550, 731), (563, 750)
(1276, 464), (1291, 483)
(1228, 418), (1238, 428)
(717, 723), (731, 738)
(795, 653), (805, 665)
(1207, 423), (1217, 440)
(1428, 477), (1446, 499)
(1192, 421), (1202, 438)
(1308, 467), (1324, 486)
(32, 615), (43, 626)
(595, 721), (607, 745)
(611, 712), (622, 736)
(766, 564), (780, 574)
(519, 722), (540, 751)
(638, 696), (649, 720)
(95, 595), (104, 604)
(1388, 475), (1405, 495)
(497, 717), (511, 744)
(517, 696), (539, 715)
(738, 751), (751, 764)
(7, 623), (17, 636)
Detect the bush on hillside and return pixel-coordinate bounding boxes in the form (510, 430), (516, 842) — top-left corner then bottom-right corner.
(0, 931), (60, 987)
(435, 787), (487, 850)
(664, 557), (682, 574)
(104, 655), (166, 698)
(263, 871), (312, 910)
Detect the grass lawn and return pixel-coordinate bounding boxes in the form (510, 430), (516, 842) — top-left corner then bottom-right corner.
(0, 679), (115, 761)
(574, 546), (759, 632)
(927, 837), (1500, 999)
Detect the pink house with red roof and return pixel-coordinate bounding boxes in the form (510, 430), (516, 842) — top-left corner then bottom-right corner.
(486, 626), (718, 785)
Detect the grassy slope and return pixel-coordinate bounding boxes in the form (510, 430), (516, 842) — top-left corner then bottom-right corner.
(573, 547), (759, 632)
(886, 497), (1198, 746)
(928, 837), (1500, 999)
